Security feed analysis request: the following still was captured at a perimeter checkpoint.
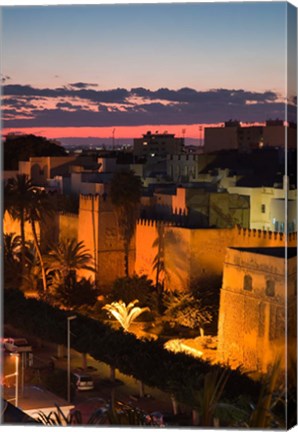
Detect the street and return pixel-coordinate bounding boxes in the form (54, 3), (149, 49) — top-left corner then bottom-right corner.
(2, 328), (180, 423)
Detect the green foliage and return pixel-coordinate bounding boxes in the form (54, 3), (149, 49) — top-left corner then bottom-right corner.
(36, 401), (157, 426)
(4, 174), (35, 277)
(47, 238), (95, 277)
(52, 276), (99, 308)
(3, 233), (22, 289)
(4, 134), (66, 170)
(41, 369), (75, 401)
(46, 238), (95, 306)
(4, 289), (262, 411)
(163, 291), (212, 332)
(110, 275), (157, 310)
(248, 359), (284, 429)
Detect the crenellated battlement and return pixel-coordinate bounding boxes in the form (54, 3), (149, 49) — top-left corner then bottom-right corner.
(236, 226), (284, 241)
(236, 225), (297, 244)
(137, 218), (175, 228)
(80, 193), (101, 201)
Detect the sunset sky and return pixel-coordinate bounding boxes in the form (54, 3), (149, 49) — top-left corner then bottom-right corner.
(1, 2), (297, 145)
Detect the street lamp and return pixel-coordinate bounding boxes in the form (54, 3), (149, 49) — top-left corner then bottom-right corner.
(67, 315), (77, 403)
(6, 353), (20, 406)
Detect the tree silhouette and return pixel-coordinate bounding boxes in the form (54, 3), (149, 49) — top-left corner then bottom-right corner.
(163, 291), (212, 336)
(46, 238), (95, 302)
(3, 233), (22, 289)
(4, 174), (35, 280)
(27, 188), (56, 293)
(110, 171), (142, 276)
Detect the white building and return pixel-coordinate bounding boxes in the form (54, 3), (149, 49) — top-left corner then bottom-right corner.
(227, 177), (296, 232)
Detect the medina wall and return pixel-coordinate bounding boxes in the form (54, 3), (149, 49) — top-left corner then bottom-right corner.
(58, 213), (79, 241)
(217, 248), (296, 373)
(78, 194), (135, 289)
(135, 221), (296, 291)
(3, 210), (59, 252)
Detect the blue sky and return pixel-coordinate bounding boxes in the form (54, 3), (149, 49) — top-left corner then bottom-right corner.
(2, 3), (287, 90)
(1, 2), (296, 141)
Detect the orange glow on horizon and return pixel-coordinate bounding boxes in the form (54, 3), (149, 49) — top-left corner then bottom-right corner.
(3, 122), (266, 142)
(3, 124), (219, 141)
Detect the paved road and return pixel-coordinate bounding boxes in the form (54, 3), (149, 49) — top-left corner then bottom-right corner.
(2, 327), (181, 421)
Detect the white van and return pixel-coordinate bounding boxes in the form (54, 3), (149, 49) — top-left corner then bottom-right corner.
(72, 373), (94, 391)
(4, 338), (32, 353)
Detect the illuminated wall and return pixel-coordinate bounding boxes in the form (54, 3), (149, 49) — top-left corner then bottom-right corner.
(78, 194), (135, 289)
(135, 222), (296, 291)
(217, 247), (296, 372)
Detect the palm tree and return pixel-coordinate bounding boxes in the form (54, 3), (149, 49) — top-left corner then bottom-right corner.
(103, 300), (150, 333)
(110, 171), (142, 277)
(46, 238), (95, 301)
(27, 188), (55, 294)
(4, 174), (34, 278)
(36, 402), (157, 426)
(3, 233), (22, 289)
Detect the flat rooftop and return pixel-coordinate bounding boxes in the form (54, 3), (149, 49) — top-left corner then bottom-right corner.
(230, 247), (296, 259)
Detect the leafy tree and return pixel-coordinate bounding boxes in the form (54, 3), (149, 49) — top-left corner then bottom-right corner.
(110, 170), (142, 276)
(52, 277), (99, 309)
(109, 275), (156, 310)
(4, 134), (66, 170)
(163, 291), (212, 336)
(103, 300), (150, 332)
(4, 289), (263, 420)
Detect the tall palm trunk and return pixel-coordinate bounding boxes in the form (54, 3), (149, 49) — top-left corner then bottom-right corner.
(124, 240), (130, 277)
(20, 210), (27, 279)
(30, 219), (47, 293)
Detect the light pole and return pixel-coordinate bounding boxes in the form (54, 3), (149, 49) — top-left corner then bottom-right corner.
(6, 353), (20, 406)
(67, 315), (77, 403)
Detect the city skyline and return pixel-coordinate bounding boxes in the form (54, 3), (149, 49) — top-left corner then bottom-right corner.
(2, 2), (296, 144)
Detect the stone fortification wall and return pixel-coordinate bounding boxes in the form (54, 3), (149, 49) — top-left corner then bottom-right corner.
(58, 213), (79, 241)
(135, 221), (296, 291)
(78, 194), (135, 288)
(217, 248), (296, 373)
(3, 211), (59, 252)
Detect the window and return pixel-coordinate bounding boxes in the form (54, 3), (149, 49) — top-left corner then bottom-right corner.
(265, 280), (275, 297)
(261, 204), (266, 213)
(243, 274), (252, 291)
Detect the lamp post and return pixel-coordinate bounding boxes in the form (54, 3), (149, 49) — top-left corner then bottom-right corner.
(67, 315), (77, 403)
(6, 353), (20, 406)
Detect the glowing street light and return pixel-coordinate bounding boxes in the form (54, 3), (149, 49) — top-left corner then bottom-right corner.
(5, 353), (20, 406)
(67, 315), (77, 403)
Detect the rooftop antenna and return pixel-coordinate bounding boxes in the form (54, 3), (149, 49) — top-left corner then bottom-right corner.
(182, 128), (186, 139)
(199, 125), (203, 146)
(112, 128), (115, 149)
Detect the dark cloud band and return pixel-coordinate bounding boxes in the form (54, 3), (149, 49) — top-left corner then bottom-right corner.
(3, 84), (295, 127)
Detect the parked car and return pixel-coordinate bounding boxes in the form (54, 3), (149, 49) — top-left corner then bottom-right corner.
(4, 338), (32, 353)
(72, 373), (94, 391)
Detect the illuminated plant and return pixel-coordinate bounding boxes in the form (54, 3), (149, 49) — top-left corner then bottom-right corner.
(103, 300), (150, 332)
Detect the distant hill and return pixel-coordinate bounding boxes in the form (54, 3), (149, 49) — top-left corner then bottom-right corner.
(3, 134), (67, 170)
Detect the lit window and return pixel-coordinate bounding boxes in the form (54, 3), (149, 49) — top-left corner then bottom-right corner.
(243, 274), (252, 291)
(143, 142), (148, 146)
(265, 280), (275, 297)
